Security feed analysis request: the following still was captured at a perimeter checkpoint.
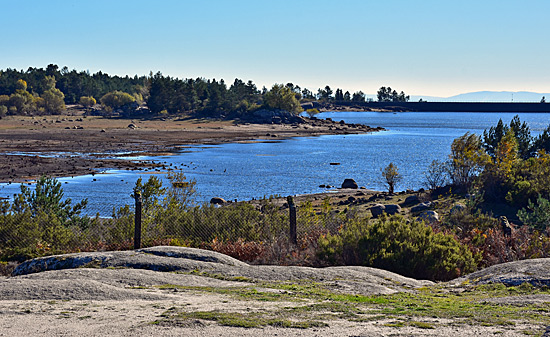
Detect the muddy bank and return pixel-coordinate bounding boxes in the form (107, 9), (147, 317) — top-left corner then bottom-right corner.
(0, 115), (383, 183)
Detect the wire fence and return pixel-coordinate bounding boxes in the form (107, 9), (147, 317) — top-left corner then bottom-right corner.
(0, 189), (347, 264)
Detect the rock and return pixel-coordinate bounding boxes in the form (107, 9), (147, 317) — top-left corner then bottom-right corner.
(300, 102), (314, 110)
(329, 162), (340, 165)
(341, 178), (358, 189)
(243, 109), (305, 124)
(370, 204), (385, 218)
(100, 129), (106, 133)
(418, 210), (439, 223)
(384, 204), (401, 215)
(450, 257), (550, 287)
(319, 184), (326, 188)
(450, 203), (466, 214)
(411, 202), (431, 213)
(209, 197), (226, 205)
(403, 195), (420, 205)
(128, 123), (137, 129)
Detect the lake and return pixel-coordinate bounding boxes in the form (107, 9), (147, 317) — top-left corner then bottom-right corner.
(1, 111), (549, 216)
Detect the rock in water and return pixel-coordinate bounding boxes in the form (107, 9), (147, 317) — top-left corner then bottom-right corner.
(341, 178), (358, 189)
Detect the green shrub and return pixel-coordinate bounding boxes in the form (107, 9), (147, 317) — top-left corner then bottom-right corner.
(318, 215), (477, 281)
(517, 195), (550, 231)
(100, 90), (135, 109)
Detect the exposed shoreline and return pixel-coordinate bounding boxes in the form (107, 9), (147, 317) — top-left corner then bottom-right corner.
(0, 115), (384, 183)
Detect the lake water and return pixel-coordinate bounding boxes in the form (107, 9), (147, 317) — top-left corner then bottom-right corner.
(1, 112), (549, 216)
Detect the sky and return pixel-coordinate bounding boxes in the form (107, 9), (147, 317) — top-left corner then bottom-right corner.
(1, 0), (550, 97)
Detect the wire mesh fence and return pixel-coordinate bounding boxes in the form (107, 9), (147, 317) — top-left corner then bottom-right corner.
(0, 183), (347, 265)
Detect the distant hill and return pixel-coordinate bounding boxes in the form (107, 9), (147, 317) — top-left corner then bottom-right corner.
(410, 91), (550, 103)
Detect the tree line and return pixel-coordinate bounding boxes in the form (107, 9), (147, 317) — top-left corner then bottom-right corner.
(0, 64), (409, 118)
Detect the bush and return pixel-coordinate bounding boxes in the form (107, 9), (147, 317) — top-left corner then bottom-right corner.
(0, 176), (91, 261)
(79, 96), (96, 108)
(517, 195), (550, 231)
(42, 88), (66, 114)
(318, 215), (477, 281)
(100, 90), (135, 109)
(423, 159), (449, 190)
(305, 108), (320, 118)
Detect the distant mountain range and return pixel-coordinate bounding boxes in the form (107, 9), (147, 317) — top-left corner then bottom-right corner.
(408, 91), (550, 103)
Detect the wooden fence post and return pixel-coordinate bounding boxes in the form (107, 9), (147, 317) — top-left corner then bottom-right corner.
(287, 196), (297, 245)
(134, 191), (142, 249)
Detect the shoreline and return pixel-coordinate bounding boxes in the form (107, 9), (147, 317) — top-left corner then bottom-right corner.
(0, 115), (384, 183)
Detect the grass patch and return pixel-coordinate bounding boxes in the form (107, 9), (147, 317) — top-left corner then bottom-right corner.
(365, 284), (550, 326)
(384, 321), (405, 327)
(184, 269), (254, 283)
(164, 310), (327, 329)
(410, 321), (435, 329)
(155, 281), (550, 329)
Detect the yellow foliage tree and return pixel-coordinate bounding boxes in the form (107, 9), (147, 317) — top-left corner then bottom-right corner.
(79, 96), (96, 109)
(449, 133), (490, 189)
(42, 88), (65, 114)
(494, 128), (519, 180)
(381, 162), (402, 194)
(264, 84), (302, 114)
(15, 79), (27, 91)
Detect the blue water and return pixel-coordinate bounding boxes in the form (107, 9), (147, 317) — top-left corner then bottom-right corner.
(1, 112), (549, 216)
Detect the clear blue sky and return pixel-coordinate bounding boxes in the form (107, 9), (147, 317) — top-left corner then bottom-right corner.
(2, 0), (549, 97)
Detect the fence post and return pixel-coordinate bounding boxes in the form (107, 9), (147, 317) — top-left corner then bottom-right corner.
(287, 196), (297, 245)
(134, 191), (142, 249)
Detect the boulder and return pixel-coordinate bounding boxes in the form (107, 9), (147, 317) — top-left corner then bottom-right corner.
(418, 210), (439, 223)
(450, 203), (466, 214)
(384, 204), (401, 215)
(245, 109), (305, 124)
(301, 102), (314, 110)
(403, 195), (420, 206)
(370, 204), (386, 218)
(341, 178), (358, 189)
(411, 202), (431, 213)
(210, 197), (226, 205)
